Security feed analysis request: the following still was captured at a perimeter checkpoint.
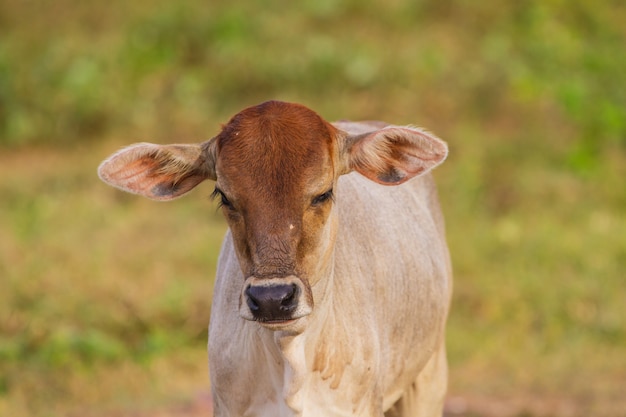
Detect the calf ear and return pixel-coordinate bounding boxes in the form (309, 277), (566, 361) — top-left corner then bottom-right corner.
(341, 126), (448, 185)
(98, 139), (217, 201)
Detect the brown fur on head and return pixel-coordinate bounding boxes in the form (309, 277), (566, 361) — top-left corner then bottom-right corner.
(215, 100), (340, 204)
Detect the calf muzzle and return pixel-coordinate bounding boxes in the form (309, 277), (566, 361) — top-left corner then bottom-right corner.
(240, 276), (311, 324)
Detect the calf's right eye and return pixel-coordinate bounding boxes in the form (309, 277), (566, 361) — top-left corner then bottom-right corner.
(211, 187), (233, 209)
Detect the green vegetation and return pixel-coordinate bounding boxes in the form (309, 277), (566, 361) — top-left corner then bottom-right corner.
(1, 0), (624, 416)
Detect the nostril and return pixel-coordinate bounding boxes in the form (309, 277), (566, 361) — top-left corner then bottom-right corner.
(280, 284), (298, 309)
(245, 286), (260, 312)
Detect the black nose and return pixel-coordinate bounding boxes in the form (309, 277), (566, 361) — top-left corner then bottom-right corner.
(245, 283), (299, 322)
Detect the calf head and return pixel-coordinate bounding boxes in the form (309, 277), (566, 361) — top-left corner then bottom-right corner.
(98, 101), (447, 329)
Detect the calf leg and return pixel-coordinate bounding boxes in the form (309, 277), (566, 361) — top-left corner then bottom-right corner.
(384, 343), (448, 417)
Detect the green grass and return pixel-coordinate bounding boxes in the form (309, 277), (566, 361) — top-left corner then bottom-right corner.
(440, 134), (626, 414)
(1, 0), (625, 416)
(0, 143), (227, 415)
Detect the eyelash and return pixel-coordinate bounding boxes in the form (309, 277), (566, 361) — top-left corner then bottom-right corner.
(211, 187), (232, 208)
(311, 189), (334, 206)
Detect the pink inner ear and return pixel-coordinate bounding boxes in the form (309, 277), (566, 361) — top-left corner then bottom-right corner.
(116, 156), (204, 200)
(117, 157), (165, 194)
(117, 157), (157, 180)
(99, 149), (162, 194)
(349, 127), (447, 186)
(98, 143), (209, 201)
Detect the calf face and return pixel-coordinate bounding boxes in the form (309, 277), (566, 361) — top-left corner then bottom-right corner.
(210, 102), (340, 326)
(98, 101), (447, 330)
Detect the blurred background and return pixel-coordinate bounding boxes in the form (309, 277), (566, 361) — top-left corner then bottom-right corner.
(1, 0), (624, 416)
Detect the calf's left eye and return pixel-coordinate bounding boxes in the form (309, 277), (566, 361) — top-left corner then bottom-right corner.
(311, 189), (333, 206)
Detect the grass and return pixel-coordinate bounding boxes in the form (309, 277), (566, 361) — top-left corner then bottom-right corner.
(439, 135), (626, 415)
(1, 0), (625, 416)
(0, 142), (227, 416)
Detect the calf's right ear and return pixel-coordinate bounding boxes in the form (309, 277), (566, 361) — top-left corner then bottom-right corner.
(97, 139), (217, 201)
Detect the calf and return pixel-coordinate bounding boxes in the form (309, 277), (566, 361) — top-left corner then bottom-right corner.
(98, 101), (452, 416)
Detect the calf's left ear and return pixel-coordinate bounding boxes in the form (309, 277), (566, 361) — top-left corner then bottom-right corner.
(98, 139), (217, 201)
(340, 126), (448, 185)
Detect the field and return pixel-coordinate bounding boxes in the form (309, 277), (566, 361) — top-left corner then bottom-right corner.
(1, 0), (625, 416)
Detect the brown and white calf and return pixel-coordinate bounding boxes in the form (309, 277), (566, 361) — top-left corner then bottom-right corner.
(98, 101), (452, 417)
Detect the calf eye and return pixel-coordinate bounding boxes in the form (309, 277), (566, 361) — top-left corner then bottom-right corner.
(211, 187), (233, 209)
(311, 189), (333, 206)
